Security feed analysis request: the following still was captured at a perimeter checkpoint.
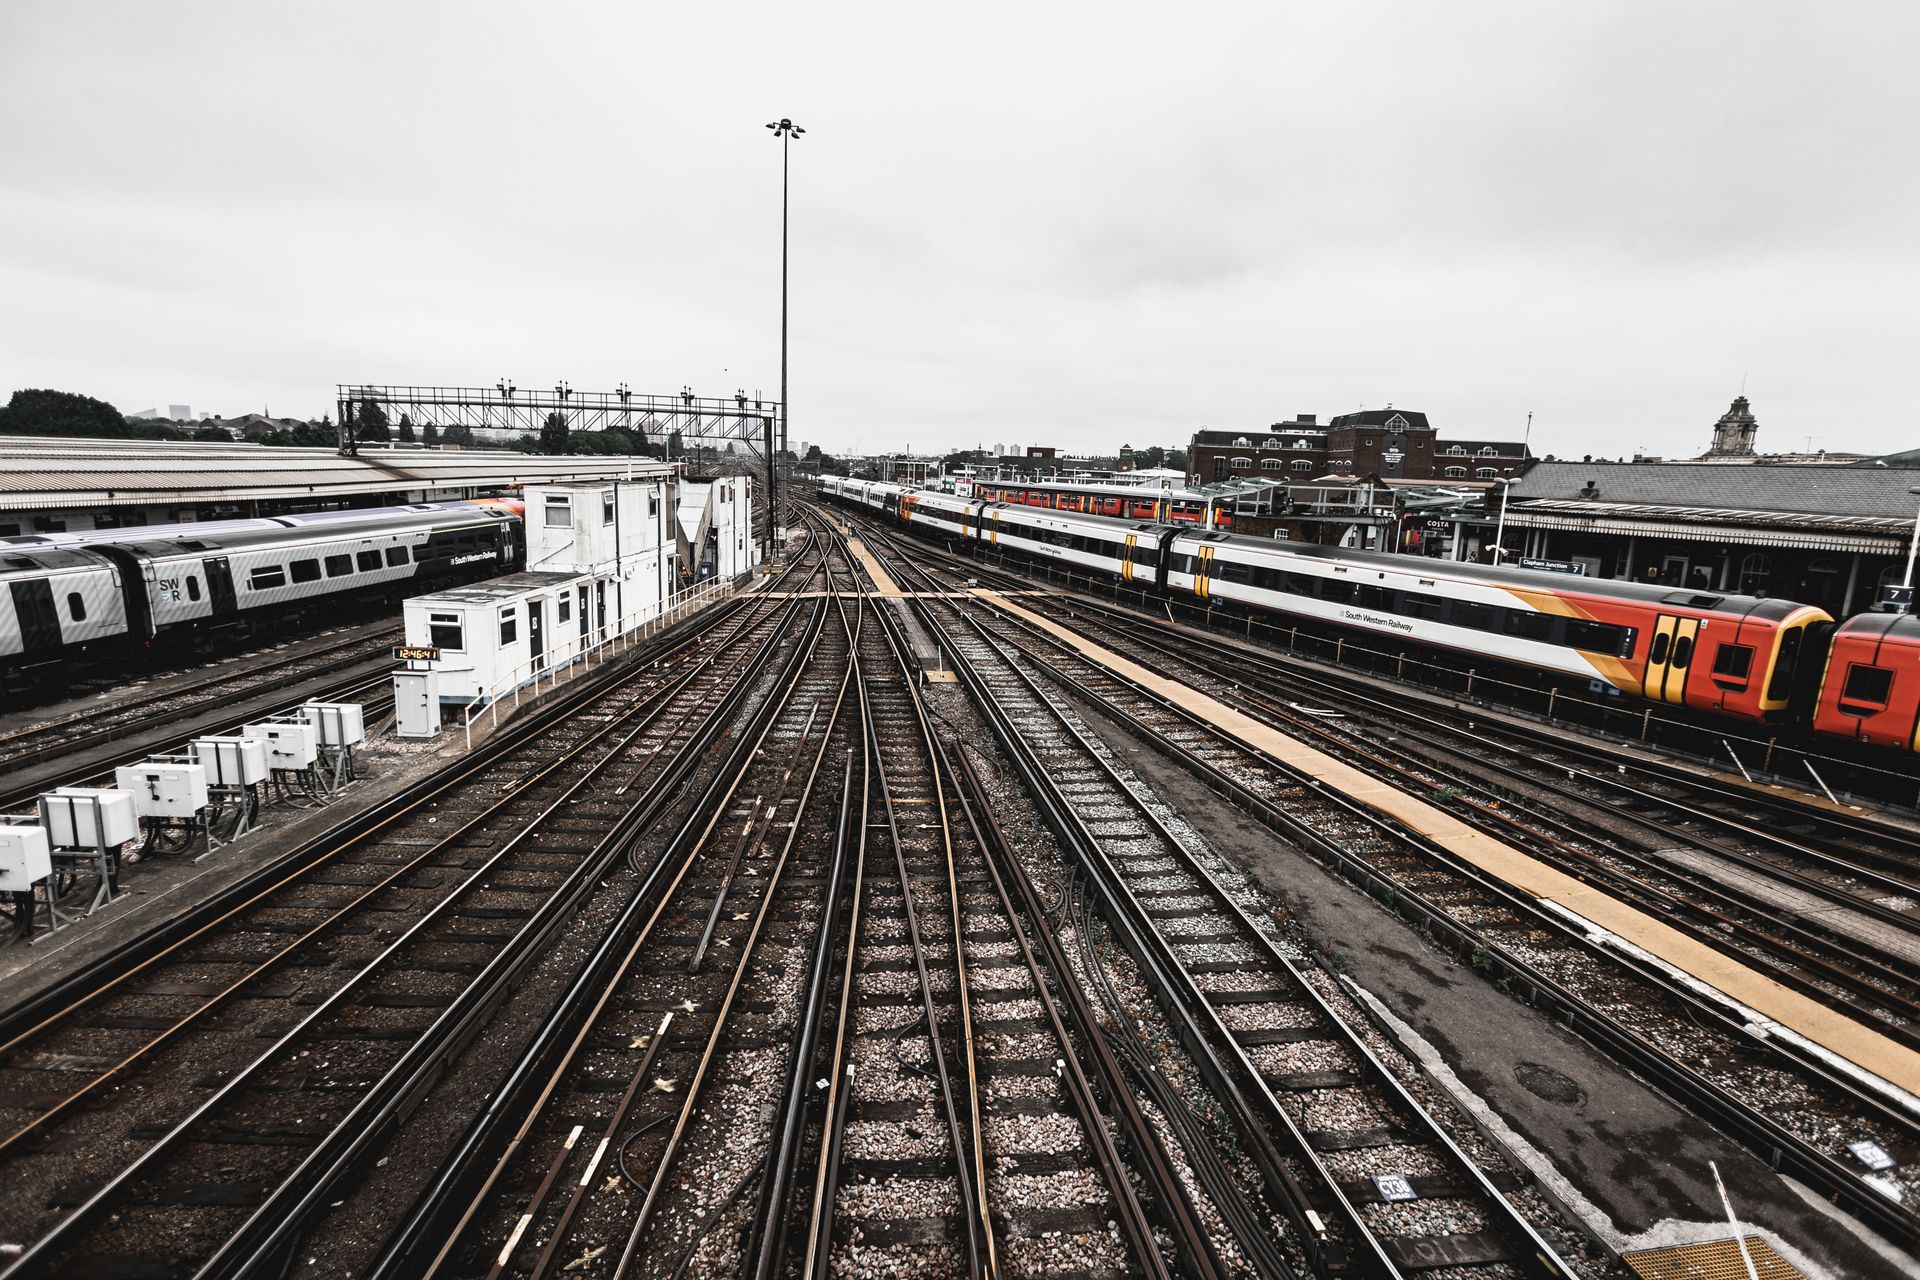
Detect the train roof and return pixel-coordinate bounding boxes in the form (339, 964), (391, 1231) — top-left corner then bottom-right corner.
(114, 504), (511, 561)
(0, 500), (517, 553)
(0, 547), (114, 578)
(1832, 610), (1920, 639)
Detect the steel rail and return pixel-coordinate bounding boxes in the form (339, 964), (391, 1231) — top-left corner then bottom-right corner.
(1, 593), (814, 1280)
(965, 592), (1920, 1251)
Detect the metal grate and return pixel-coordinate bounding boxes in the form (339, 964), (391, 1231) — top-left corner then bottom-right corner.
(1623, 1236), (1804, 1280)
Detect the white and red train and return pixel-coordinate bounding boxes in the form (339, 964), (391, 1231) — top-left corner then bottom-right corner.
(823, 476), (1920, 755)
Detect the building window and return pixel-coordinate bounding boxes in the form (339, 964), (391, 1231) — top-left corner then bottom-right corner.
(500, 608), (518, 645)
(429, 612), (463, 651)
(1293, 440), (1310, 449)
(1739, 552), (1771, 594)
(290, 559), (321, 583)
(1385, 414), (1409, 429)
(1233, 436), (1252, 447)
(250, 565), (286, 590)
(1445, 466), (1468, 478)
(1230, 457), (1251, 471)
(1475, 468), (1497, 479)
(1211, 457), (1226, 480)
(1290, 459), (1312, 473)
(1261, 458), (1283, 471)
(559, 594), (572, 623)
(545, 496), (572, 528)
(648, 494), (659, 517)
(603, 492), (615, 525)
(1479, 446), (1498, 456)
(1445, 445), (1466, 456)
(1263, 439), (1281, 449)
(68, 592), (85, 621)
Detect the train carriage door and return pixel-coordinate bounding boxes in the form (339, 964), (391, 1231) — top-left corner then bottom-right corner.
(203, 557), (237, 615)
(1194, 545), (1216, 599)
(1644, 613), (1700, 703)
(9, 579), (59, 652)
(1122, 533), (1137, 582)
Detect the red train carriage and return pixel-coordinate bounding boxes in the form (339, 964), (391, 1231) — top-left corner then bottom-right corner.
(1812, 613), (1920, 749)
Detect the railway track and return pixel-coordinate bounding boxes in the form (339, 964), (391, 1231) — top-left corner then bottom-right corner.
(848, 528), (1920, 1247)
(870, 533), (1574, 1280)
(0, 560), (816, 1277)
(851, 513), (1920, 1046)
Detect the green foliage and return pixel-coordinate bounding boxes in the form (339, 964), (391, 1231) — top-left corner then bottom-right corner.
(355, 398), (391, 443)
(259, 422), (337, 447)
(398, 414), (416, 443)
(0, 388), (162, 439)
(422, 421), (441, 446)
(540, 411), (570, 454)
(442, 424), (475, 447)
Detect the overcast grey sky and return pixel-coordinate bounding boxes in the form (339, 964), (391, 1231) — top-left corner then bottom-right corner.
(3, 2), (1915, 461)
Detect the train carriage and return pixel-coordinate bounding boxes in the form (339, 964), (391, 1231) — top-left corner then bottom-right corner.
(1811, 613), (1920, 750)
(0, 549), (130, 662)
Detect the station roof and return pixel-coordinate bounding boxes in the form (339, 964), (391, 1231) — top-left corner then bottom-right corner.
(1504, 460), (1920, 552)
(0, 437), (671, 511)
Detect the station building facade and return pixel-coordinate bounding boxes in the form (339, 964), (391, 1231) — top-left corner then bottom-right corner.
(1186, 410), (1529, 487)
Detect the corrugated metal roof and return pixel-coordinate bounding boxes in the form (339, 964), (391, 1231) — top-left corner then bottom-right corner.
(0, 438), (671, 511)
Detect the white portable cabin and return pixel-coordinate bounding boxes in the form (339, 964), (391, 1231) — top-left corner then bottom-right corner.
(523, 479), (675, 636)
(403, 571), (588, 704)
(675, 477), (757, 585)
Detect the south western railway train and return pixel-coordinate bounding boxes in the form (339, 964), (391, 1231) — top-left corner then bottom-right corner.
(822, 476), (1920, 756)
(0, 499), (523, 682)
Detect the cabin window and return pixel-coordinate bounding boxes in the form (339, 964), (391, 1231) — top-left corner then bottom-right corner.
(545, 496), (572, 528)
(559, 595), (572, 624)
(649, 494), (660, 517)
(324, 553), (354, 577)
(429, 612), (463, 651)
(1712, 643), (1753, 680)
(499, 608), (518, 645)
(386, 546), (411, 566)
(603, 492), (616, 525)
(290, 559), (321, 584)
(1841, 663), (1894, 708)
(357, 550), (383, 572)
(67, 592), (85, 621)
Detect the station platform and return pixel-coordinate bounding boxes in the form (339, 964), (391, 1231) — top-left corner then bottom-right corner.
(978, 590), (1920, 1105)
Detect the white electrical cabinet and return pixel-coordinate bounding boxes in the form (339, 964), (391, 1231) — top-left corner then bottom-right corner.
(244, 720), (319, 769)
(39, 789), (139, 848)
(114, 761), (211, 819)
(0, 824), (52, 892)
(303, 702), (366, 747)
(192, 737), (270, 787)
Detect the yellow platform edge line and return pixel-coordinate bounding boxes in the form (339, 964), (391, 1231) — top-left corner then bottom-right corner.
(980, 591), (1920, 1104)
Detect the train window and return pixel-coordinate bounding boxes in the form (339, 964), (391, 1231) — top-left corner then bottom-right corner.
(1451, 601), (1495, 631)
(186, 577), (201, 601)
(1356, 585), (1393, 610)
(1671, 634), (1694, 667)
(500, 608), (518, 645)
(545, 497), (572, 528)
(1564, 619), (1633, 656)
(250, 565), (286, 590)
(1218, 559), (1254, 585)
(1712, 643), (1753, 680)
(1649, 632), (1671, 665)
(67, 592), (85, 621)
(386, 546), (411, 567)
(290, 559), (322, 584)
(357, 550), (383, 572)
(1319, 579), (1357, 604)
(1841, 664), (1894, 708)
(324, 554), (353, 577)
(1400, 593), (1445, 621)
(429, 612), (463, 651)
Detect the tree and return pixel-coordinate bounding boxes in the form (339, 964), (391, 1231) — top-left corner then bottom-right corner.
(442, 424), (475, 447)
(191, 425), (233, 442)
(540, 411), (570, 454)
(355, 398), (391, 443)
(0, 388), (133, 438)
(422, 421), (440, 446)
(398, 413), (416, 443)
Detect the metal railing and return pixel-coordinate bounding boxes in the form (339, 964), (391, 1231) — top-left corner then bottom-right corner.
(458, 576), (740, 749)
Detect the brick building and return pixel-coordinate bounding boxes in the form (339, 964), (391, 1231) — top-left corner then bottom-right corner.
(1186, 408), (1528, 486)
